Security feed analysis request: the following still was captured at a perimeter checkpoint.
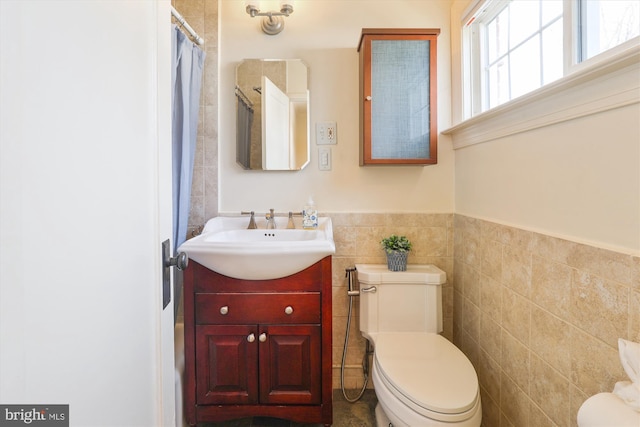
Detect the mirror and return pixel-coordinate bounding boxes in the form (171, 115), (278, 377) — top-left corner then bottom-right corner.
(235, 59), (310, 171)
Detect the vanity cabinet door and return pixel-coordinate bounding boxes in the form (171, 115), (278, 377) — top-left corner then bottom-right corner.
(259, 324), (322, 405)
(195, 324), (258, 405)
(358, 28), (440, 165)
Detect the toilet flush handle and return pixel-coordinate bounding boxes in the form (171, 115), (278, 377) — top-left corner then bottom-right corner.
(361, 286), (377, 293)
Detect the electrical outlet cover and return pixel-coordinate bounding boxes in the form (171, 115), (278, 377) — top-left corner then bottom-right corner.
(316, 122), (337, 145)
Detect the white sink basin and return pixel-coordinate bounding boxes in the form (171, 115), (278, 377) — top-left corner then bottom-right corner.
(178, 216), (335, 280)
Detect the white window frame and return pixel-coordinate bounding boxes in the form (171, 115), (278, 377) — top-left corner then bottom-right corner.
(445, 0), (640, 148)
(569, 0), (640, 74)
(461, 0), (639, 119)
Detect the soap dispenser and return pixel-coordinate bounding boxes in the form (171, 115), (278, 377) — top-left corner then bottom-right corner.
(302, 196), (318, 229)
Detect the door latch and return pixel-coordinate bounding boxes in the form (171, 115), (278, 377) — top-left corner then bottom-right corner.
(162, 239), (189, 309)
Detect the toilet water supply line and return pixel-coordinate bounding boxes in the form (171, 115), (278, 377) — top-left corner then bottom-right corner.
(341, 267), (372, 403)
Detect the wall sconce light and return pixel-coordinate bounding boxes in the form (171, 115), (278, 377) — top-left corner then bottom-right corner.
(245, 1), (295, 35)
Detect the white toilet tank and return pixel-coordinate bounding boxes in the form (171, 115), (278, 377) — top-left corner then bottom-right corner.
(356, 264), (446, 341)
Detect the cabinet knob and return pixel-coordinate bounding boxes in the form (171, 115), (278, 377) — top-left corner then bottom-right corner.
(259, 333), (267, 342)
(247, 333), (255, 343)
(284, 306), (294, 315)
(220, 306), (229, 315)
(365, 95), (372, 101)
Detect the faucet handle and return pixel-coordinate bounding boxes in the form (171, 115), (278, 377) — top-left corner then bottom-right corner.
(241, 211), (257, 229)
(287, 212), (295, 229)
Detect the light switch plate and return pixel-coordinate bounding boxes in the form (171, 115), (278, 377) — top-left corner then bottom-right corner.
(316, 122), (337, 145)
(318, 147), (331, 171)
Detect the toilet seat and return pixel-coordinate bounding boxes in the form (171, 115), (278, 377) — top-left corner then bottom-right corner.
(373, 332), (480, 423)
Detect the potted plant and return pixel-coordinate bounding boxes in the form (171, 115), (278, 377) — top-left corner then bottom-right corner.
(381, 234), (412, 271)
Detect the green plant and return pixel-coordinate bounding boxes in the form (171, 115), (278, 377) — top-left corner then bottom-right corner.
(381, 234), (412, 254)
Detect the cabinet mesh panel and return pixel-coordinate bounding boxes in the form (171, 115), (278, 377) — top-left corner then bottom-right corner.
(371, 40), (430, 159)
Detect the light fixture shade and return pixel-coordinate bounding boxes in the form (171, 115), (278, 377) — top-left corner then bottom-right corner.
(280, 1), (294, 15)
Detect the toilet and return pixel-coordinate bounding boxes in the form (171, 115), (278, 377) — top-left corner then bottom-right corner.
(577, 393), (640, 427)
(356, 264), (482, 427)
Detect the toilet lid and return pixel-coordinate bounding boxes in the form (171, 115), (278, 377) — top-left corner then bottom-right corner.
(374, 333), (479, 416)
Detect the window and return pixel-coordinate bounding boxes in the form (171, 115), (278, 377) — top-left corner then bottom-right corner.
(463, 0), (640, 118)
(484, 0), (563, 109)
(579, 0), (640, 61)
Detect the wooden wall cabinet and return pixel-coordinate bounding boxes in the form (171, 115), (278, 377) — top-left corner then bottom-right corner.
(183, 257), (332, 426)
(358, 28), (440, 166)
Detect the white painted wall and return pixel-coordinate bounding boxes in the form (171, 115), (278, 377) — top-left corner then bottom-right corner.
(219, 0), (455, 214)
(453, 103), (640, 254)
(0, 1), (174, 425)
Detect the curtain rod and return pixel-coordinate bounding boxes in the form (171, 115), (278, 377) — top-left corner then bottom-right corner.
(235, 86), (254, 109)
(171, 6), (204, 45)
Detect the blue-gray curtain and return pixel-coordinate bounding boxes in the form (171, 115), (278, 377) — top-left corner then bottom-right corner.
(236, 89), (254, 169)
(172, 25), (206, 252)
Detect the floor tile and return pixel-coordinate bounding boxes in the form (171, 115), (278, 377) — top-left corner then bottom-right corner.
(198, 389), (377, 427)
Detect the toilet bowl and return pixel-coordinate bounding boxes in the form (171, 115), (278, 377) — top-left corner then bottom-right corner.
(356, 264), (481, 427)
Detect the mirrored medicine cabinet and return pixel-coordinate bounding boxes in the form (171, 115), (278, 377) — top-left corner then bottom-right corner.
(235, 59), (310, 171)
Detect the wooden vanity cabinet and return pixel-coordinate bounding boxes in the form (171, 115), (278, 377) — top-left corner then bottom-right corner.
(183, 257), (332, 426)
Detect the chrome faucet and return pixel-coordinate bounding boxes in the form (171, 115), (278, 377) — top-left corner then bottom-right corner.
(266, 208), (276, 229)
(241, 211), (257, 229)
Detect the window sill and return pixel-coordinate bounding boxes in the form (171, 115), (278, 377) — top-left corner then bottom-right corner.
(442, 44), (640, 149)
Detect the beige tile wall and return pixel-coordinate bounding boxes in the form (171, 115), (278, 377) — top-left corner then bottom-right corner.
(454, 214), (640, 427)
(328, 213), (455, 391)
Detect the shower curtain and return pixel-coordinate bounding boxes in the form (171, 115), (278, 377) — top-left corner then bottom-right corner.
(236, 91), (254, 169)
(172, 25), (205, 252)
